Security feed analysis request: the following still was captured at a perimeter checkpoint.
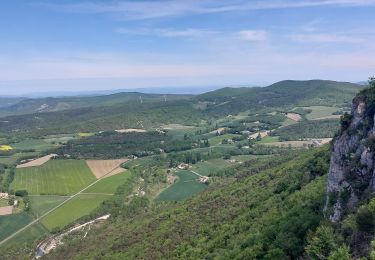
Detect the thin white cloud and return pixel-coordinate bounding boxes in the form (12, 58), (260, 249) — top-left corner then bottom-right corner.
(237, 30), (268, 41)
(116, 28), (216, 38)
(42, 0), (375, 20)
(288, 33), (363, 43)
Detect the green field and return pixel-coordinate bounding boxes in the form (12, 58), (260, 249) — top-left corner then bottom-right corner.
(84, 172), (131, 194)
(11, 160), (96, 195)
(0, 151), (40, 165)
(0, 198), (8, 207)
(208, 134), (242, 145)
(303, 106), (340, 120)
(258, 135), (280, 144)
(282, 117), (298, 126)
(43, 134), (78, 144)
(41, 194), (109, 231)
(156, 170), (207, 201)
(191, 159), (231, 176)
(29, 195), (69, 216)
(0, 213), (33, 241)
(0, 223), (48, 252)
(11, 139), (55, 152)
(231, 154), (271, 163)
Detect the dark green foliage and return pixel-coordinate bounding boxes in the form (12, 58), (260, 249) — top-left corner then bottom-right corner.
(47, 147), (330, 259)
(340, 112), (353, 132)
(356, 207), (375, 233)
(0, 100), (204, 137)
(272, 119), (340, 140)
(197, 80), (363, 117)
(57, 131), (200, 159)
(305, 226), (343, 260)
(14, 190), (28, 197)
(245, 113), (286, 129)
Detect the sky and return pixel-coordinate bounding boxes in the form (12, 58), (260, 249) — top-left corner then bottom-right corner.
(0, 0), (375, 95)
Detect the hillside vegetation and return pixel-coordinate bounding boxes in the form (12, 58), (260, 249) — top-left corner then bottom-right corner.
(41, 147), (330, 259)
(0, 80), (362, 137)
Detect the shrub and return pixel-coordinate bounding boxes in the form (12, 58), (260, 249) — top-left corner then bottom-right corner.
(356, 206), (375, 233)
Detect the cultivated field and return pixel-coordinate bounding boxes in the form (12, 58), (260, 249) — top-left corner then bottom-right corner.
(84, 172), (132, 194)
(29, 195), (69, 216)
(11, 139), (55, 152)
(156, 170), (207, 201)
(191, 159), (231, 176)
(0, 222), (47, 250)
(0, 198), (8, 207)
(0, 145), (12, 151)
(115, 128), (147, 133)
(249, 131), (269, 139)
(208, 134), (242, 145)
(286, 113), (302, 122)
(0, 213), (33, 241)
(258, 136), (280, 144)
(303, 106), (340, 120)
(16, 154), (57, 168)
(11, 160), (96, 195)
(41, 194), (109, 231)
(86, 159), (128, 179)
(264, 138), (332, 148)
(78, 132), (95, 137)
(0, 206), (13, 216)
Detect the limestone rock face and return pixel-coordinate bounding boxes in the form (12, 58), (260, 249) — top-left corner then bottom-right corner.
(325, 93), (375, 222)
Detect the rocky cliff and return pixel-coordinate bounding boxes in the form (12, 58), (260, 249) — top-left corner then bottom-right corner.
(325, 80), (375, 222)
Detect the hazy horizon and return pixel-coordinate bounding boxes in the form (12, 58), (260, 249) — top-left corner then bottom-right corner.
(1, 0), (375, 95)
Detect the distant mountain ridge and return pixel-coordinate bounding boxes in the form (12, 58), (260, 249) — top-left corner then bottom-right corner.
(0, 80), (365, 136)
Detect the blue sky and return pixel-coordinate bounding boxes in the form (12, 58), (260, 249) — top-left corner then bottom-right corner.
(1, 0), (375, 95)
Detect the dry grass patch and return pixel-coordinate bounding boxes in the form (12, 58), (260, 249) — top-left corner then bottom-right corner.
(115, 128), (146, 133)
(286, 113), (302, 122)
(86, 159), (129, 179)
(16, 154), (57, 168)
(0, 206), (13, 216)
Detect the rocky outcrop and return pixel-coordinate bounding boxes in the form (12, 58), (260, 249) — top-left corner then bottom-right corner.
(325, 84), (375, 222)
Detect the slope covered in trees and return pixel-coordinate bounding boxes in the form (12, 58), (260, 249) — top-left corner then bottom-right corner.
(38, 147), (331, 259)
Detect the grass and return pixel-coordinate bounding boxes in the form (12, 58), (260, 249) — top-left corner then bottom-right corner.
(0, 222), (48, 251)
(231, 154), (271, 162)
(0, 145), (12, 151)
(0, 151), (40, 165)
(156, 170), (207, 201)
(302, 106), (340, 120)
(84, 172), (131, 194)
(0, 198), (9, 207)
(191, 159), (231, 176)
(0, 213), (33, 241)
(44, 134), (78, 144)
(11, 139), (54, 152)
(40, 194), (109, 231)
(282, 117), (298, 127)
(11, 160), (96, 195)
(258, 136), (280, 144)
(78, 132), (95, 137)
(208, 134), (242, 145)
(264, 140), (313, 148)
(29, 195), (69, 216)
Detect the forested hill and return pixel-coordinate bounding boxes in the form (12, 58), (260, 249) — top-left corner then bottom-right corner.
(0, 92), (192, 117)
(196, 80), (364, 116)
(0, 80), (364, 136)
(42, 147), (330, 259)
